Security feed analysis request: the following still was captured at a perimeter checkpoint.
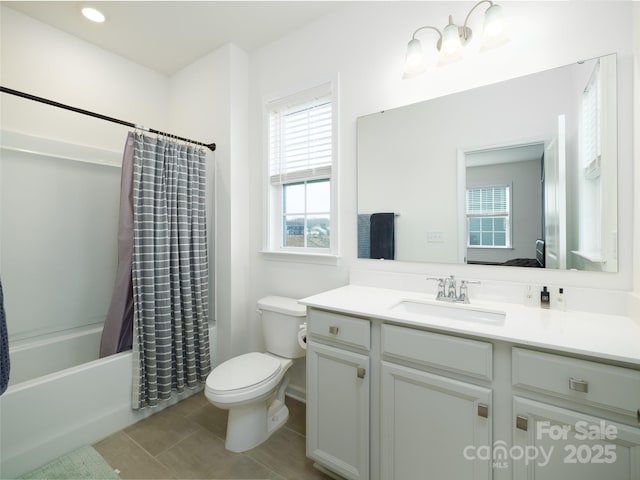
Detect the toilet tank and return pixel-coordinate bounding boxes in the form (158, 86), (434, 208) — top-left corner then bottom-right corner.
(258, 296), (307, 359)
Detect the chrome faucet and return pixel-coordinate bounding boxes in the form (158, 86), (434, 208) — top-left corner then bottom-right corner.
(445, 275), (457, 300)
(427, 276), (481, 304)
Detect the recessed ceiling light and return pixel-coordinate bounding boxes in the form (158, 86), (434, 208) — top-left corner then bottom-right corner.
(81, 7), (106, 23)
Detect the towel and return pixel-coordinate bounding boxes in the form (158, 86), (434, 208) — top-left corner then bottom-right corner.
(357, 214), (371, 259)
(1, 278), (10, 395)
(370, 213), (395, 260)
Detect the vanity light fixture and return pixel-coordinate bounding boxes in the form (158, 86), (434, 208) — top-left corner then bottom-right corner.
(403, 0), (509, 78)
(81, 6), (106, 23)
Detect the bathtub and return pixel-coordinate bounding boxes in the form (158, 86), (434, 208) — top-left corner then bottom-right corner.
(0, 324), (217, 478)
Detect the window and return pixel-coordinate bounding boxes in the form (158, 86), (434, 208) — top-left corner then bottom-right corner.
(578, 59), (603, 257)
(466, 185), (511, 248)
(267, 83), (335, 253)
(581, 60), (602, 179)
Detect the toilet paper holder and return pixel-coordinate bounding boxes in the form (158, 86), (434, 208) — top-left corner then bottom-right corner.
(297, 323), (308, 350)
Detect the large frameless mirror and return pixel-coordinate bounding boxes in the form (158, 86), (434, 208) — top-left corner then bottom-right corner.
(357, 54), (618, 272)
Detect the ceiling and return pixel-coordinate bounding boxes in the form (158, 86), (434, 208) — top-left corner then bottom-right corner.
(3, 1), (344, 75)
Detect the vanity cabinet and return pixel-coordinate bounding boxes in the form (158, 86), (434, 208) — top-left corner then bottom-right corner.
(304, 303), (640, 480)
(380, 324), (493, 479)
(511, 348), (640, 480)
(381, 363), (492, 479)
(306, 310), (370, 480)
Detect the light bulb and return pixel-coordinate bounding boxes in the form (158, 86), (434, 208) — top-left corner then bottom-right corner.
(403, 38), (427, 78)
(480, 3), (510, 51)
(81, 7), (106, 23)
(441, 19), (462, 55)
(483, 4), (505, 38)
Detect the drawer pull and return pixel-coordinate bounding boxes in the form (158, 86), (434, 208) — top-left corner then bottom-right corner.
(569, 378), (589, 393)
(477, 403), (489, 418)
(516, 415), (529, 431)
(329, 326), (339, 335)
(357, 367), (366, 379)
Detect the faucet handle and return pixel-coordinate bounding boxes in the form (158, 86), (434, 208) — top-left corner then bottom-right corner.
(458, 279), (481, 304)
(426, 277), (446, 298)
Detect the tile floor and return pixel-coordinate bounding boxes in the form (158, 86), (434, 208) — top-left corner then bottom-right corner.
(93, 393), (334, 480)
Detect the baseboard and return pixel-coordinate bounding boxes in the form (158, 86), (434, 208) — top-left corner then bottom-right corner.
(629, 291), (640, 320)
(285, 384), (306, 403)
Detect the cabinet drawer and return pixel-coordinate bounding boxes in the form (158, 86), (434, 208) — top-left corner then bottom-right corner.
(512, 347), (640, 417)
(308, 309), (370, 351)
(382, 324), (492, 380)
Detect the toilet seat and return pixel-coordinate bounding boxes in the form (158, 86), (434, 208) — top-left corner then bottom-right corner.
(205, 352), (283, 405)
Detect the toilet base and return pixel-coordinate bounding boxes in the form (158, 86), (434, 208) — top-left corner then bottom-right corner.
(223, 372), (291, 452)
(267, 398), (289, 435)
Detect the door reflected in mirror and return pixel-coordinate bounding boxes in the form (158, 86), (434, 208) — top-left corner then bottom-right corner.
(357, 54), (617, 272)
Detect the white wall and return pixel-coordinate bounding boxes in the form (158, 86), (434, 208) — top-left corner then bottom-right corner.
(249, 1), (634, 296)
(249, 2), (636, 391)
(167, 44), (251, 365)
(0, 7), (169, 149)
(1, 2), (637, 398)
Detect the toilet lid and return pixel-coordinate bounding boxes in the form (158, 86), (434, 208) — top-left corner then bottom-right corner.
(206, 352), (281, 392)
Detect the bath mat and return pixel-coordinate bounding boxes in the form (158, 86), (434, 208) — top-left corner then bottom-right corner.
(20, 445), (120, 479)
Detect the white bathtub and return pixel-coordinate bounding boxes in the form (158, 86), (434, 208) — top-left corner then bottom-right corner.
(0, 325), (216, 478)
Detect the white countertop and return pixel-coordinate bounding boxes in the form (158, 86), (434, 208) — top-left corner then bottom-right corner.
(299, 284), (640, 366)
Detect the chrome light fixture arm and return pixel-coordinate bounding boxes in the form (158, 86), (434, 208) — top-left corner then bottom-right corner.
(403, 0), (508, 78)
(462, 0), (495, 42)
(410, 25), (443, 49)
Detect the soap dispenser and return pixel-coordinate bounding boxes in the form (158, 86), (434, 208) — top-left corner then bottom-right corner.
(540, 286), (550, 309)
(556, 288), (566, 311)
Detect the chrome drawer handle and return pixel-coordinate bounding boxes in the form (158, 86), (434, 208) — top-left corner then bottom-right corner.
(329, 326), (339, 335)
(569, 378), (589, 393)
(516, 415), (529, 431)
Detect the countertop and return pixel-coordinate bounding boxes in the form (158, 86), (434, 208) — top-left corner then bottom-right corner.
(299, 284), (640, 366)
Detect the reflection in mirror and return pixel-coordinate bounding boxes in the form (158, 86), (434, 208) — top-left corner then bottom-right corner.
(357, 54), (617, 272)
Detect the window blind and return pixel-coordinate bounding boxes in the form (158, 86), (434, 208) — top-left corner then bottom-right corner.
(269, 93), (332, 185)
(466, 186), (509, 216)
(581, 60), (601, 178)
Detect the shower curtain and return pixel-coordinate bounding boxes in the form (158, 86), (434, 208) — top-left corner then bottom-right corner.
(99, 134), (135, 357)
(102, 132), (211, 409)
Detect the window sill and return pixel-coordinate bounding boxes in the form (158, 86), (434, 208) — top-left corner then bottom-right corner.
(467, 247), (514, 250)
(571, 250), (605, 263)
(259, 250), (340, 266)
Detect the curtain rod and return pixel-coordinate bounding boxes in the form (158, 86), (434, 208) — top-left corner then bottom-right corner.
(0, 86), (216, 152)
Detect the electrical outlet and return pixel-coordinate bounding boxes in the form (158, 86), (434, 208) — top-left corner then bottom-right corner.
(427, 231), (444, 243)
(523, 285), (535, 306)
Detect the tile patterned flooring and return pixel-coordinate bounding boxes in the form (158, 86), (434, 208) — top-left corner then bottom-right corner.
(93, 393), (333, 480)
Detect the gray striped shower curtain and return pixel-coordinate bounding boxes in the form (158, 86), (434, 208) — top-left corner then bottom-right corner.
(131, 134), (211, 410)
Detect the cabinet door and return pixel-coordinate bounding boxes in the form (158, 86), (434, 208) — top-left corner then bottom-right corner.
(381, 362), (492, 480)
(307, 341), (369, 480)
(513, 397), (640, 480)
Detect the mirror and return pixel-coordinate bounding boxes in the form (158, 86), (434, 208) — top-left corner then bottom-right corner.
(357, 54), (617, 272)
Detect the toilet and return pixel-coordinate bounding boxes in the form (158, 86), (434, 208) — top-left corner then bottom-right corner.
(205, 296), (306, 452)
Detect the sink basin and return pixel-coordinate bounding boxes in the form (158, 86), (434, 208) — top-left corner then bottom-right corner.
(391, 300), (505, 324)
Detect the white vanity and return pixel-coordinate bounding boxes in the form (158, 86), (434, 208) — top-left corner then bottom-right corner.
(300, 284), (640, 480)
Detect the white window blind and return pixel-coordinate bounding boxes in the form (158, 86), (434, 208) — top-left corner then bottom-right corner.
(581, 60), (601, 178)
(466, 186), (511, 248)
(269, 91), (332, 185)
(466, 186), (509, 216)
